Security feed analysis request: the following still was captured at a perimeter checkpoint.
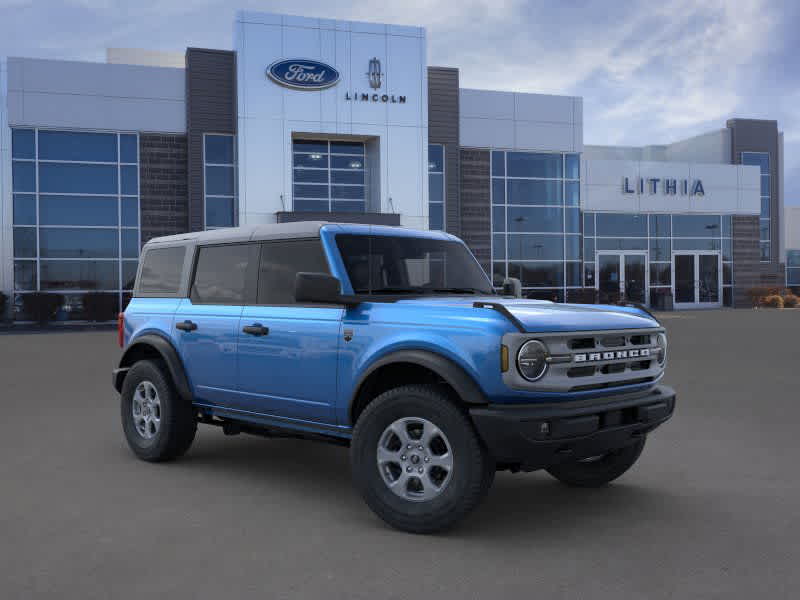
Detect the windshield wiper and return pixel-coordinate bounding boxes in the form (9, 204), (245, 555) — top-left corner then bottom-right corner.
(427, 287), (492, 295)
(353, 287), (427, 295)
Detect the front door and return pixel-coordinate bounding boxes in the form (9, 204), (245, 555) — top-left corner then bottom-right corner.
(596, 252), (648, 304)
(235, 240), (343, 425)
(672, 252), (721, 309)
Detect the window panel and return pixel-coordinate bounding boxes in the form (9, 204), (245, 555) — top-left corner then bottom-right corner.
(649, 238), (671, 262)
(120, 134), (138, 163)
(492, 235), (506, 261)
(39, 163), (118, 194)
(428, 173), (444, 204)
(206, 197), (235, 228)
(672, 214), (722, 237)
(721, 215), (732, 237)
(760, 175), (770, 197)
(741, 152), (769, 174)
(583, 237), (595, 262)
(566, 262), (581, 287)
(565, 154), (580, 180)
(583, 213), (595, 237)
(39, 228), (118, 259)
(649, 214), (671, 238)
(722, 238), (732, 261)
(595, 213), (647, 237)
(293, 140), (328, 154)
(294, 199), (329, 212)
(204, 135), (235, 164)
(330, 141), (364, 155)
(191, 244), (252, 304)
(429, 202), (444, 231)
(295, 183), (330, 199)
(14, 261), (37, 290)
(38, 130), (117, 162)
(507, 234), (564, 260)
(428, 144), (444, 172)
(761, 197), (770, 218)
(723, 263), (732, 285)
(12, 129), (35, 159)
(760, 242), (771, 261)
(565, 181), (580, 206)
(787, 268), (800, 285)
(507, 152), (562, 178)
(331, 185), (364, 200)
(650, 264), (671, 286)
(40, 260), (119, 291)
(759, 219), (770, 241)
(507, 179), (562, 205)
(723, 287), (733, 307)
(596, 238), (647, 251)
(205, 165), (235, 196)
(331, 170), (365, 185)
(332, 200), (366, 213)
(492, 179), (505, 205)
(673, 238), (721, 251)
(121, 198), (139, 227)
(565, 235), (581, 261)
(491, 151), (505, 177)
(787, 251), (800, 268)
(121, 229), (139, 258)
(506, 206), (563, 233)
(13, 194), (36, 225)
(492, 262), (506, 287)
(293, 168), (328, 184)
(565, 208), (580, 233)
(13, 228), (37, 258)
(584, 262), (595, 287)
(122, 261), (139, 290)
(293, 153), (329, 168)
(508, 261), (564, 287)
(40, 195), (118, 226)
(12, 161), (36, 192)
(331, 155), (364, 170)
(121, 165), (138, 195)
(139, 246), (185, 294)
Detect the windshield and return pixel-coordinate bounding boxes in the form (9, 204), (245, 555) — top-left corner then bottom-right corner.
(335, 234), (494, 296)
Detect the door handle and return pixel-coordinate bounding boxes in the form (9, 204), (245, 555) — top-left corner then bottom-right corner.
(176, 320), (197, 332)
(242, 324), (269, 336)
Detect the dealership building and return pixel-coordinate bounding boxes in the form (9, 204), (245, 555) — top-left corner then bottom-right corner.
(0, 10), (795, 319)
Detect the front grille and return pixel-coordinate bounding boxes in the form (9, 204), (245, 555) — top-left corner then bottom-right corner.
(502, 327), (665, 394)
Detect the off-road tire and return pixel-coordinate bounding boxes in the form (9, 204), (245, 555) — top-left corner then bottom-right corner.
(120, 359), (197, 462)
(546, 436), (646, 487)
(351, 384), (494, 534)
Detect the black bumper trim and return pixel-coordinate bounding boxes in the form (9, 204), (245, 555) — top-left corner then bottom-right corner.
(470, 385), (676, 471)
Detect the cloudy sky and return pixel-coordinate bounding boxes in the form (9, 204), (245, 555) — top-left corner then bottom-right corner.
(2, 0), (798, 204)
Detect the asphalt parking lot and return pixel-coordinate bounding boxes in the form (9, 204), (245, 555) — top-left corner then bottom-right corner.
(1, 309), (798, 599)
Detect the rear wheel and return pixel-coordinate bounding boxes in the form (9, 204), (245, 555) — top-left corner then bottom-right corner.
(351, 385), (494, 534)
(120, 360), (197, 462)
(546, 436), (646, 487)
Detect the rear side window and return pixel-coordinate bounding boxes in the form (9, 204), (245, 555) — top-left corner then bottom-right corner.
(191, 244), (253, 305)
(138, 246), (186, 295)
(257, 240), (330, 304)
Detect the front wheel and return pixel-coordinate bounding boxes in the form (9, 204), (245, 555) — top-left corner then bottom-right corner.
(350, 385), (494, 534)
(546, 436), (646, 487)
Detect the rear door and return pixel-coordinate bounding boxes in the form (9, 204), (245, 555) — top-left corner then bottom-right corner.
(236, 239), (343, 424)
(173, 243), (258, 406)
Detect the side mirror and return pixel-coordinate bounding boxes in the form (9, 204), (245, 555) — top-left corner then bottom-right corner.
(295, 272), (347, 304)
(502, 277), (522, 298)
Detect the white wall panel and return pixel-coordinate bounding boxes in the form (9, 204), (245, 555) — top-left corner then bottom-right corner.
(514, 121), (574, 152)
(459, 117), (514, 149)
(460, 89), (514, 120)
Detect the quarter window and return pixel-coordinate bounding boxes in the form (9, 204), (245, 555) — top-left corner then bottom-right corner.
(257, 240), (330, 305)
(190, 244), (253, 304)
(138, 246), (187, 295)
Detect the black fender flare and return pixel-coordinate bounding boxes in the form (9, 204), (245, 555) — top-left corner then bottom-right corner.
(114, 333), (193, 402)
(350, 349), (488, 422)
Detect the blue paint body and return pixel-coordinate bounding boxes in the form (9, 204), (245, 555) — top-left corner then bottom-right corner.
(123, 224), (660, 439)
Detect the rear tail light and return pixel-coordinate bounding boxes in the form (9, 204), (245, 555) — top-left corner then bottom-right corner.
(117, 312), (125, 348)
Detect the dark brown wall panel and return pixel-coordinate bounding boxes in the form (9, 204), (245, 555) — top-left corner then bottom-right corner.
(428, 67), (460, 236)
(186, 48), (237, 232)
(459, 149), (491, 274)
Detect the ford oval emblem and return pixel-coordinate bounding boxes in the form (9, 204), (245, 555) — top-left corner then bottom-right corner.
(266, 59), (340, 90)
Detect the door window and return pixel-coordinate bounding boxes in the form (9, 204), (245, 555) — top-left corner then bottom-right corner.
(190, 244), (254, 305)
(257, 240), (330, 305)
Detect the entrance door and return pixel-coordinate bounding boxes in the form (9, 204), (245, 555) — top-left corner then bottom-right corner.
(672, 252), (721, 309)
(596, 252), (648, 305)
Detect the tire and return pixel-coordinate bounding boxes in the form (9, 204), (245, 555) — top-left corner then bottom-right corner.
(546, 436), (646, 488)
(350, 384), (494, 534)
(120, 359), (197, 462)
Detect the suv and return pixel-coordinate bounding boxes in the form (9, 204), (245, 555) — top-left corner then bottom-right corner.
(114, 222), (675, 533)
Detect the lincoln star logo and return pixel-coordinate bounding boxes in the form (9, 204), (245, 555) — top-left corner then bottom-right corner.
(367, 57), (382, 89)
(266, 59), (340, 90)
(574, 349), (651, 362)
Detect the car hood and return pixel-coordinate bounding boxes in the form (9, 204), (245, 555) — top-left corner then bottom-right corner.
(393, 296), (659, 332)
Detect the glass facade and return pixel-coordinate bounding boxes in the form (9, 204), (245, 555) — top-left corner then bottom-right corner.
(11, 128), (140, 319)
(491, 150), (580, 301)
(788, 250), (800, 287)
(584, 212), (733, 307)
(292, 140), (366, 213)
(428, 144), (444, 230)
(204, 134), (237, 229)
(742, 152), (771, 261)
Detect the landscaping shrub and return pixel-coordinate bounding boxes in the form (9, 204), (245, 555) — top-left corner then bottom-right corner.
(762, 295), (784, 309)
(782, 294), (799, 308)
(82, 292), (119, 322)
(21, 293), (64, 324)
(0, 291), (7, 321)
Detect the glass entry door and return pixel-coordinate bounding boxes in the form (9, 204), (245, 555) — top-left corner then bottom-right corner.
(596, 252), (648, 304)
(672, 252), (721, 308)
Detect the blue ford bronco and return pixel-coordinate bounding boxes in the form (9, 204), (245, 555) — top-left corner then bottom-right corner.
(113, 222), (675, 533)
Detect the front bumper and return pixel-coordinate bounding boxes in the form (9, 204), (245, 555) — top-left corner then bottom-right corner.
(470, 385), (676, 471)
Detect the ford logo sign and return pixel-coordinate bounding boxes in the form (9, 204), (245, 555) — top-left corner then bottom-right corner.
(267, 59), (340, 90)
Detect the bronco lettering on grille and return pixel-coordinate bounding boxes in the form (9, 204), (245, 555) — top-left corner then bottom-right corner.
(574, 348), (651, 362)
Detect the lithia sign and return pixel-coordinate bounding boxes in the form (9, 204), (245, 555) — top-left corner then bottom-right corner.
(267, 57), (406, 103)
(623, 176), (705, 196)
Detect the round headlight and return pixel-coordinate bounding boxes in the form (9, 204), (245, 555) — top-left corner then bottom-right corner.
(655, 333), (667, 366)
(517, 340), (549, 381)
